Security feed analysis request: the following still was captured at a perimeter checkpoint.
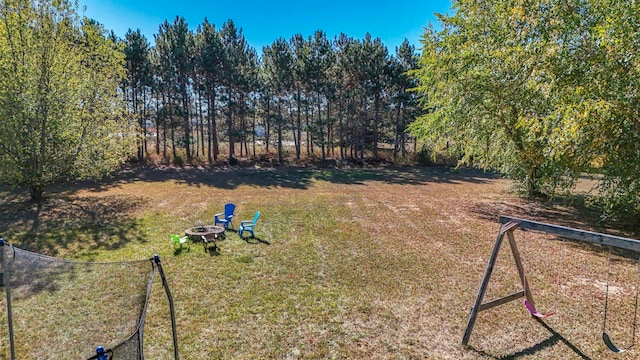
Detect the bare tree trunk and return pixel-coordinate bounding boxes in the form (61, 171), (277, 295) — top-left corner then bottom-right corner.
(182, 87), (191, 161)
(327, 99), (333, 157)
(290, 98), (298, 158)
(155, 90), (161, 156)
(401, 106), (407, 158)
(295, 91), (302, 159)
(162, 115), (168, 161)
(239, 93), (247, 158)
(394, 101), (401, 161)
(252, 107), (257, 157)
(338, 94), (344, 159)
(227, 86), (235, 162)
(360, 94), (366, 162)
(373, 91), (380, 159)
(318, 94), (325, 161)
(30, 185), (44, 201)
(277, 103), (283, 164)
(171, 123), (177, 160)
(143, 88), (148, 160)
(264, 97), (270, 153)
(306, 101), (311, 155)
(207, 91), (213, 164)
(210, 88), (219, 161)
(198, 88), (205, 158)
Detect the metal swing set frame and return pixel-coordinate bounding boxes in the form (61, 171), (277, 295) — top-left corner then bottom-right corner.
(462, 215), (640, 353)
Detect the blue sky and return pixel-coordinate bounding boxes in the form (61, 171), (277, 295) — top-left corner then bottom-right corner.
(78, 0), (452, 54)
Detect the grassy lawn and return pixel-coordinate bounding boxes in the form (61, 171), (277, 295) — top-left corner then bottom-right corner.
(0, 165), (639, 359)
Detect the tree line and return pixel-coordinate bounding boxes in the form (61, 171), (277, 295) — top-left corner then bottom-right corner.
(0, 0), (422, 201)
(412, 0), (640, 220)
(121, 18), (422, 165)
(3, 0), (637, 222)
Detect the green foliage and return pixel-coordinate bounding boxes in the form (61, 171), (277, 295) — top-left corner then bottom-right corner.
(413, 143), (460, 167)
(411, 0), (573, 196)
(412, 0), (640, 217)
(564, 0), (640, 219)
(172, 154), (184, 166)
(389, 40), (420, 159)
(0, 0), (135, 200)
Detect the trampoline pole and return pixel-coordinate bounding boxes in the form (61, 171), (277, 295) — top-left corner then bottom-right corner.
(154, 255), (180, 360)
(1, 239), (16, 360)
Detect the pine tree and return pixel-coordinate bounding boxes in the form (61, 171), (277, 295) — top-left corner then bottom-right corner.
(124, 28), (152, 161)
(196, 19), (224, 163)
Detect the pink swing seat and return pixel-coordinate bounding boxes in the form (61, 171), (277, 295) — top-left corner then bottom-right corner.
(524, 299), (555, 319)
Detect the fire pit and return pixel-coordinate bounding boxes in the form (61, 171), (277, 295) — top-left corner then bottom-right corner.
(184, 225), (225, 252)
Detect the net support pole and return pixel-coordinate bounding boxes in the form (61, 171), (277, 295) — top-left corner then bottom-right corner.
(1, 239), (16, 360)
(154, 255), (180, 360)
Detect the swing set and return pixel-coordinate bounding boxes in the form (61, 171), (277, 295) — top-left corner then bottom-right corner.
(462, 215), (640, 354)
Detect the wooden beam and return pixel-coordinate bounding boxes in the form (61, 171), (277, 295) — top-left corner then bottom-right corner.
(499, 220), (521, 235)
(478, 290), (525, 312)
(499, 216), (640, 252)
(506, 229), (534, 305)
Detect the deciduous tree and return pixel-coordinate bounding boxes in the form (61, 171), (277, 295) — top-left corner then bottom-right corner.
(411, 0), (569, 196)
(0, 0), (135, 200)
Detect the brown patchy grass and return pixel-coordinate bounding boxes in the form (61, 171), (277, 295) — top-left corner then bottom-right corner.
(0, 165), (639, 359)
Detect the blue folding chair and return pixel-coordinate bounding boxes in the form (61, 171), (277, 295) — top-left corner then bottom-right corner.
(214, 203), (236, 229)
(238, 211), (260, 239)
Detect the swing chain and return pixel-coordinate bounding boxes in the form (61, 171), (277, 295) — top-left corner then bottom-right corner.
(602, 248), (640, 353)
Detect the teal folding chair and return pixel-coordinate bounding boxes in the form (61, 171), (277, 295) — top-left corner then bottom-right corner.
(238, 211), (260, 239)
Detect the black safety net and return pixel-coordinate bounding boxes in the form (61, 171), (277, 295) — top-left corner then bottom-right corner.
(0, 241), (178, 360)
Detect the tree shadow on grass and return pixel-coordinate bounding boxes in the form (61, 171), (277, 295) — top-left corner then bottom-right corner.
(467, 320), (591, 359)
(61, 165), (501, 194)
(0, 190), (147, 258)
(465, 194), (640, 239)
(465, 195), (640, 263)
